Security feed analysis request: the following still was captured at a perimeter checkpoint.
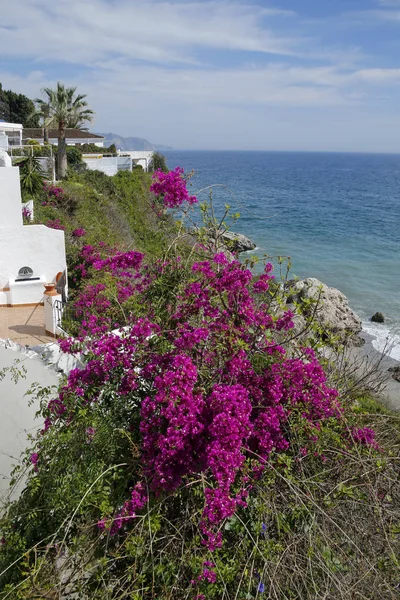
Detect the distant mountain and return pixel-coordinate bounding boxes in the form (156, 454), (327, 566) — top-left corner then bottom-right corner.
(97, 132), (173, 152)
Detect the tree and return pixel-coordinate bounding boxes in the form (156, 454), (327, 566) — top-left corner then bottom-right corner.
(32, 98), (50, 143)
(0, 84), (8, 121)
(0, 83), (39, 126)
(151, 151), (168, 173)
(39, 82), (94, 179)
(6, 90), (39, 126)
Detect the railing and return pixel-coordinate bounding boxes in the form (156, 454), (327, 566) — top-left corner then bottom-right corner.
(53, 299), (66, 329)
(53, 299), (78, 338)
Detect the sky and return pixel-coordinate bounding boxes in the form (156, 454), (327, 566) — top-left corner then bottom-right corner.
(2, 0), (400, 151)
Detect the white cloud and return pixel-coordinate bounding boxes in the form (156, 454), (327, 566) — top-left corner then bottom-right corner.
(0, 0), (301, 65)
(2, 0), (400, 151)
(350, 68), (400, 83)
(4, 61), (400, 130)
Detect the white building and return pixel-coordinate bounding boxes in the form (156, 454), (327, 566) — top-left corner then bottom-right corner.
(118, 150), (154, 171)
(82, 154), (132, 176)
(23, 128), (105, 148)
(0, 154), (67, 306)
(82, 150), (154, 176)
(0, 121), (23, 149)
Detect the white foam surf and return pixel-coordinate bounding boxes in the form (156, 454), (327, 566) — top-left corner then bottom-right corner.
(362, 321), (400, 362)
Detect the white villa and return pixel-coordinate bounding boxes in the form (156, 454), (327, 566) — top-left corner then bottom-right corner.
(0, 121), (23, 149)
(0, 152), (67, 308)
(23, 128), (105, 147)
(82, 150), (154, 175)
(117, 150), (154, 171)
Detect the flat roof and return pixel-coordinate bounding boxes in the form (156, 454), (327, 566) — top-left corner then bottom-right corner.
(0, 122), (23, 131)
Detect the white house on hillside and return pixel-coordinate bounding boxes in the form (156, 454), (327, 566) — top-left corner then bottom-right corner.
(82, 150), (154, 176)
(0, 121), (23, 148)
(0, 152), (67, 306)
(118, 150), (154, 171)
(23, 128), (105, 147)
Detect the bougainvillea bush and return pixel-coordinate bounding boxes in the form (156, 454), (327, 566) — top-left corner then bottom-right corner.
(0, 168), (399, 599)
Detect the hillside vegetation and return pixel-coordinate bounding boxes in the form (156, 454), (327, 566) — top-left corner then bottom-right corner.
(0, 168), (399, 599)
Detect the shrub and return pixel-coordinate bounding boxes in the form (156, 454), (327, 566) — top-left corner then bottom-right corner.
(25, 138), (41, 146)
(151, 151), (168, 173)
(16, 155), (45, 199)
(1, 167), (398, 599)
(66, 145), (83, 166)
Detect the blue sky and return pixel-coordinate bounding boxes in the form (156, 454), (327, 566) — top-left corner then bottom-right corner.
(2, 0), (400, 151)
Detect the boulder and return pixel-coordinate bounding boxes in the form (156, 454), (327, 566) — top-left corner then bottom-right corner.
(286, 278), (362, 344)
(217, 230), (256, 253)
(388, 366), (400, 383)
(371, 312), (385, 324)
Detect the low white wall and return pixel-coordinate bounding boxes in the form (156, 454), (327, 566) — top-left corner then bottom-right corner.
(9, 276), (46, 305)
(0, 345), (60, 506)
(83, 156), (132, 176)
(0, 225), (66, 304)
(83, 156), (118, 176)
(46, 137), (104, 147)
(44, 292), (63, 336)
(0, 168), (23, 227)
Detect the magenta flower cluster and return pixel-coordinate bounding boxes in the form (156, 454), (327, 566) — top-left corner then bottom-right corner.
(44, 184), (65, 198)
(40, 168), (377, 557)
(46, 218), (65, 231)
(351, 427), (379, 449)
(72, 227), (86, 238)
(30, 452), (39, 472)
(53, 249), (347, 551)
(150, 167), (198, 208)
(22, 206), (32, 221)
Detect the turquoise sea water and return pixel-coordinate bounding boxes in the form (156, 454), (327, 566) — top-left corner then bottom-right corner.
(165, 151), (400, 359)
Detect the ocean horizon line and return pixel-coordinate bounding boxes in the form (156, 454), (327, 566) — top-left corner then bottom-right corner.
(165, 148), (400, 156)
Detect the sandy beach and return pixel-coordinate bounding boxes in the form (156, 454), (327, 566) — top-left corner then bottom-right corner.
(332, 332), (400, 412)
(357, 334), (400, 410)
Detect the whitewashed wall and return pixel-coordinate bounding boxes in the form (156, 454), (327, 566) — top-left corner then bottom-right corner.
(82, 155), (132, 176)
(0, 225), (66, 304)
(0, 345), (60, 506)
(118, 151), (154, 172)
(0, 167), (67, 305)
(1, 168), (23, 226)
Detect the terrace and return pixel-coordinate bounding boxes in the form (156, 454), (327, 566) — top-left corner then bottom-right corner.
(0, 305), (55, 346)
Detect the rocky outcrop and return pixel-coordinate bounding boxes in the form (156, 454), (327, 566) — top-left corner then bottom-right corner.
(194, 229), (256, 258)
(286, 278), (363, 345)
(388, 366), (400, 383)
(371, 312), (385, 323)
(219, 231), (256, 253)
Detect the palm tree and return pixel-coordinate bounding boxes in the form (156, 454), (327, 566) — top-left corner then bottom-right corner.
(32, 99), (50, 143)
(39, 83), (94, 179)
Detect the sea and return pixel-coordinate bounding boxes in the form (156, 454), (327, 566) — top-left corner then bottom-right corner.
(165, 151), (400, 361)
